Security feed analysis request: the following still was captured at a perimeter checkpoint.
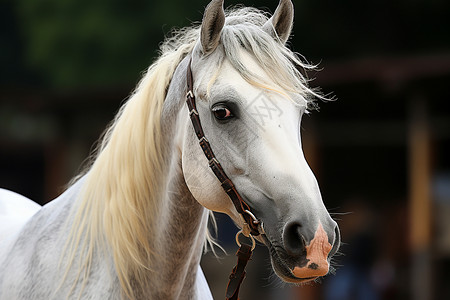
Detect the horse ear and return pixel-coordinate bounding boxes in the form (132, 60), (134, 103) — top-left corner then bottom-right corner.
(200, 0), (225, 55)
(262, 0), (294, 44)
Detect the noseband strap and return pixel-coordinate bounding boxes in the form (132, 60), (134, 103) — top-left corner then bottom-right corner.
(185, 58), (261, 237)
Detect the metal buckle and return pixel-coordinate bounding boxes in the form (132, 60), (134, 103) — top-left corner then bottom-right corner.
(244, 210), (259, 224)
(244, 210), (265, 235)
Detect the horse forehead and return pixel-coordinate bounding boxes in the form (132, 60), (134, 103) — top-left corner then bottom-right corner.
(211, 56), (307, 106)
(208, 81), (302, 131)
(196, 64), (252, 98)
(196, 52), (306, 126)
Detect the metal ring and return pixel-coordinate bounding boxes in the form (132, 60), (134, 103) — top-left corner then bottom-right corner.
(235, 230), (256, 251)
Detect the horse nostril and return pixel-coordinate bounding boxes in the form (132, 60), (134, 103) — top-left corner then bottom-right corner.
(283, 222), (306, 257)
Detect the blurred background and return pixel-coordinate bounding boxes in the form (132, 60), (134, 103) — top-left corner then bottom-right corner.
(1, 0), (449, 299)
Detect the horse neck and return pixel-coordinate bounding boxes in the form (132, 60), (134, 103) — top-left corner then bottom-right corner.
(151, 163), (209, 299)
(147, 57), (209, 298)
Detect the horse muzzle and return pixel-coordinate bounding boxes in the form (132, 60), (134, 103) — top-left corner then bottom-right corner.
(263, 221), (340, 283)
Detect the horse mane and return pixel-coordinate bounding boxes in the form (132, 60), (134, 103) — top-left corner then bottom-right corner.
(63, 6), (321, 300)
(63, 26), (199, 300)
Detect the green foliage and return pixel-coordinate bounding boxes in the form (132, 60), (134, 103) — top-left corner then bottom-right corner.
(14, 0), (205, 88)
(5, 0), (449, 89)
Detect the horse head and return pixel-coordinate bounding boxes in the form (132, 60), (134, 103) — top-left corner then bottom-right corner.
(181, 0), (340, 284)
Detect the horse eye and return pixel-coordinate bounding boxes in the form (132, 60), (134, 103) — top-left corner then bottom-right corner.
(212, 106), (233, 120)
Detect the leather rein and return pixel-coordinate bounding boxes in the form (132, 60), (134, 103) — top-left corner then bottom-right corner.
(185, 58), (263, 300)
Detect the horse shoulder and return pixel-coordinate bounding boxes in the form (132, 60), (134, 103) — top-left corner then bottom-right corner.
(0, 188), (41, 242)
(0, 190), (70, 299)
(0, 180), (121, 299)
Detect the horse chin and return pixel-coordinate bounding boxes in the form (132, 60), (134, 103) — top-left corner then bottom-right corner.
(270, 253), (319, 285)
(273, 263), (318, 284)
(261, 234), (321, 285)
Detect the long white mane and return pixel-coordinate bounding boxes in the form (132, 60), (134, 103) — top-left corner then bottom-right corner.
(63, 6), (320, 299)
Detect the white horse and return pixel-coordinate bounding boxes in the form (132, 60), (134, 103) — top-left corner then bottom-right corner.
(0, 0), (340, 299)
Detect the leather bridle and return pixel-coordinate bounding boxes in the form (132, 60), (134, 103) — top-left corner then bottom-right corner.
(185, 57), (263, 299)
